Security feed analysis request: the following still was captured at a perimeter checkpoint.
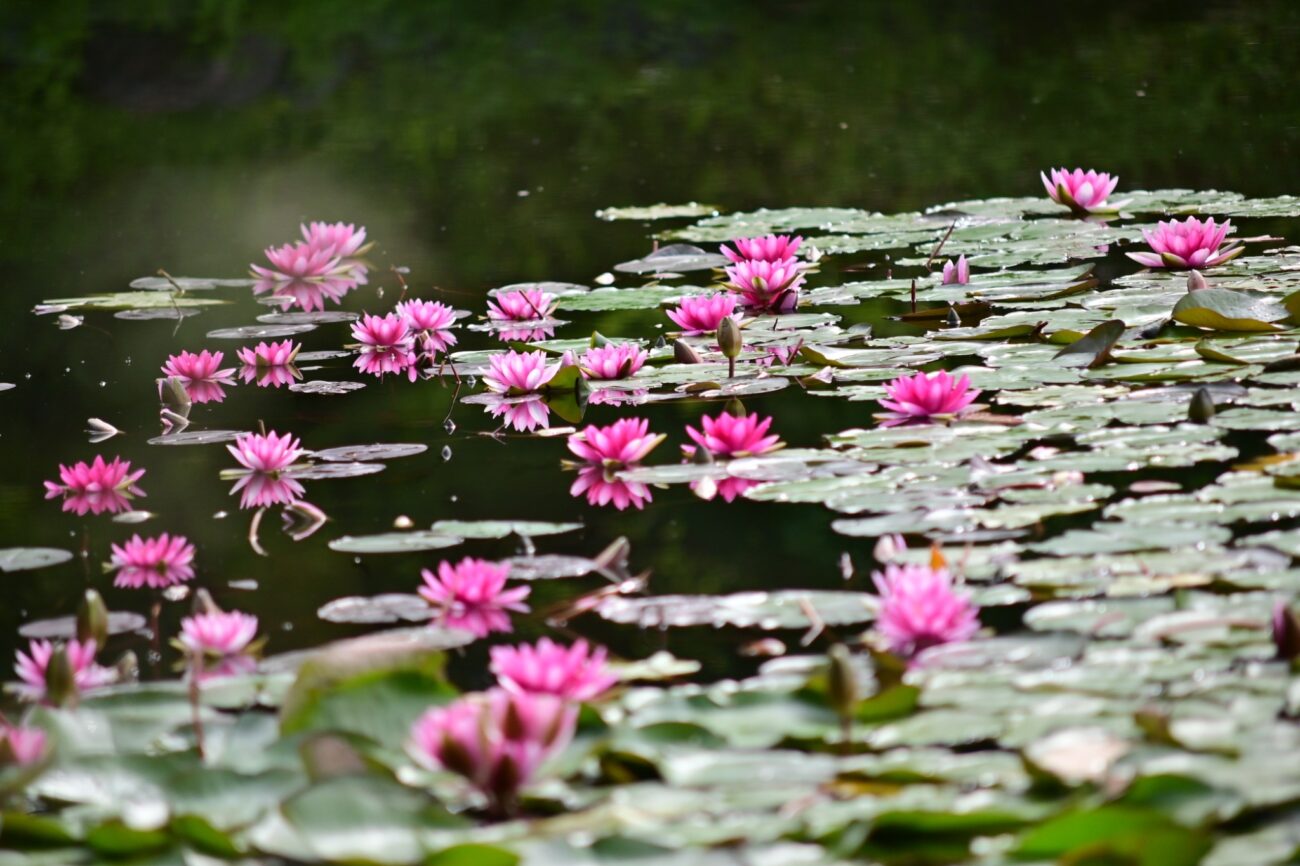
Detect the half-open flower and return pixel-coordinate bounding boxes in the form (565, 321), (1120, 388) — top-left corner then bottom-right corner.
(684, 410), (783, 458)
(44, 455), (145, 516)
(300, 221), (369, 259)
(419, 558), (531, 638)
(721, 234), (803, 264)
(227, 431), (303, 474)
(491, 638), (617, 701)
(567, 418), (663, 467)
(1041, 167), (1125, 215)
(236, 340), (300, 369)
(581, 343), (648, 380)
(873, 563), (979, 656)
(723, 258), (805, 312)
(110, 532), (196, 589)
(879, 370), (978, 423)
(351, 313), (419, 381)
(483, 350), (559, 394)
(251, 240), (342, 282)
(666, 293), (740, 335)
(179, 610), (259, 657)
(397, 299), (460, 357)
(1126, 216), (1244, 270)
(14, 639), (112, 701)
(941, 255), (970, 285)
(161, 350), (236, 404)
(488, 288), (558, 322)
(0, 725), (49, 765)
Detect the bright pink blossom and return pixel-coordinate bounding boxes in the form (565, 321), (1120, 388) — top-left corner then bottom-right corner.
(723, 258), (805, 312)
(721, 234), (803, 264)
(351, 313), (418, 381)
(666, 294), (740, 335)
(44, 455), (145, 516)
(567, 418), (663, 467)
(419, 558), (531, 638)
(252, 275), (358, 311)
(485, 396), (552, 432)
(488, 288), (557, 322)
(941, 255), (970, 285)
(1, 725), (48, 764)
(110, 533), (196, 589)
(581, 344), (648, 380)
(1126, 216), (1244, 270)
(239, 364), (301, 388)
(227, 431), (303, 474)
(491, 638), (617, 701)
(409, 688), (576, 814)
(495, 324), (556, 343)
(179, 610), (259, 656)
(483, 350), (558, 394)
(873, 563), (979, 656)
(684, 411), (783, 458)
(396, 299), (460, 356)
(880, 371), (979, 422)
(236, 340), (300, 368)
(162, 350), (236, 404)
(570, 466), (653, 511)
(1041, 167), (1124, 214)
(251, 241), (342, 282)
(300, 221), (368, 259)
(14, 639), (112, 700)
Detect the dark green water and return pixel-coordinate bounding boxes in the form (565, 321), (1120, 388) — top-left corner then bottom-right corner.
(3, 1), (1300, 680)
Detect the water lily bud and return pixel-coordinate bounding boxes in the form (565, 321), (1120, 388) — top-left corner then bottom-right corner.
(672, 340), (702, 364)
(716, 317), (742, 360)
(1188, 387), (1216, 423)
(653, 335), (666, 349)
(723, 398), (746, 418)
(827, 644), (859, 721)
(589, 331), (612, 348)
(157, 376), (192, 416)
(76, 589), (109, 649)
(873, 534), (906, 563)
(44, 645), (78, 708)
(1187, 270), (1209, 292)
(944, 306), (960, 327)
(1273, 601), (1300, 662)
(691, 445), (714, 465)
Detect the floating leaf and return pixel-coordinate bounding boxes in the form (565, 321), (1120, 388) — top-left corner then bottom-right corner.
(0, 547), (73, 573)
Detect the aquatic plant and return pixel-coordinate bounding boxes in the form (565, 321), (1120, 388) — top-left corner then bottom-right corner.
(396, 299), (459, 356)
(0, 725), (48, 765)
(683, 410), (783, 458)
(251, 240), (342, 282)
(161, 350), (236, 404)
(721, 234), (803, 263)
(235, 340), (301, 368)
(351, 313), (419, 381)
(418, 558), (531, 637)
(43, 455), (145, 515)
(13, 638), (111, 701)
(580, 343), (648, 380)
(178, 610), (259, 657)
(483, 350), (558, 394)
(227, 431), (304, 474)
(490, 638), (616, 700)
(941, 254), (970, 285)
(487, 288), (557, 322)
(570, 466), (653, 510)
(1040, 167), (1124, 214)
(567, 418), (663, 467)
(109, 532), (196, 589)
(879, 370), (979, 423)
(1126, 215), (1244, 269)
(723, 257), (804, 312)
(299, 221), (368, 259)
(666, 293), (740, 335)
(872, 562), (980, 656)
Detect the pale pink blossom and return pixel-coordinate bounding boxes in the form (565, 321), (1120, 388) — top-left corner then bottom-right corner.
(666, 294), (741, 335)
(227, 431), (303, 474)
(351, 313), (418, 381)
(879, 370), (979, 423)
(721, 234), (803, 264)
(44, 455), (146, 516)
(179, 610), (259, 656)
(684, 411), (783, 458)
(483, 350), (558, 394)
(485, 396), (552, 432)
(300, 221), (368, 259)
(409, 688), (576, 814)
(570, 466), (653, 511)
(251, 241), (342, 282)
(581, 344), (648, 380)
(1126, 216), (1244, 270)
(723, 258), (805, 312)
(567, 418), (663, 467)
(161, 350), (236, 404)
(941, 255), (970, 285)
(14, 639), (112, 700)
(873, 563), (979, 656)
(419, 558), (531, 638)
(236, 340), (300, 368)
(1, 725), (48, 764)
(396, 299), (460, 356)
(491, 638), (617, 701)
(110, 533), (196, 589)
(1040, 167), (1124, 214)
(488, 288), (557, 322)
(252, 275), (358, 312)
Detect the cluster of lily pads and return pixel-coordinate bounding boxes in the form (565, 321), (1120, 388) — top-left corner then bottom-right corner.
(7, 168), (1300, 865)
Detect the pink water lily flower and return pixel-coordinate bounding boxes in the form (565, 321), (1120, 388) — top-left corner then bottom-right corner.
(483, 350), (559, 394)
(880, 370), (979, 423)
(162, 350), (236, 404)
(253, 275), (358, 312)
(110, 532), (196, 589)
(873, 563), (980, 656)
(44, 455), (146, 516)
(567, 418), (664, 467)
(721, 234), (803, 264)
(488, 288), (558, 322)
(14, 638), (112, 701)
(723, 257), (805, 312)
(352, 313), (419, 381)
(491, 638), (617, 701)
(485, 396), (552, 432)
(666, 293), (740, 335)
(410, 688), (576, 815)
(1, 725), (48, 765)
(1041, 167), (1124, 214)
(396, 299), (460, 356)
(684, 410), (783, 458)
(227, 430), (303, 474)
(581, 343), (648, 380)
(941, 255), (970, 285)
(419, 558), (531, 638)
(570, 466), (653, 511)
(179, 610), (259, 657)
(1126, 216), (1244, 270)
(251, 240), (342, 282)
(236, 340), (300, 369)
(300, 221), (368, 259)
